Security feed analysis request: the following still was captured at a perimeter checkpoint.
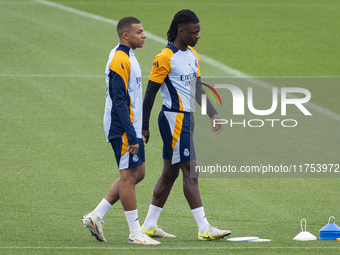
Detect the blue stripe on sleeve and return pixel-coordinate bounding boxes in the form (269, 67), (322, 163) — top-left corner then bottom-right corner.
(108, 69), (137, 145)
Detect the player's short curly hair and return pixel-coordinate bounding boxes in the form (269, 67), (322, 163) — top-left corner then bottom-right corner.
(117, 16), (141, 38)
(167, 10), (199, 45)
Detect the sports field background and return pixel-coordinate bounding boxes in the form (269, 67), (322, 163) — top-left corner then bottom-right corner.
(1, 0), (339, 254)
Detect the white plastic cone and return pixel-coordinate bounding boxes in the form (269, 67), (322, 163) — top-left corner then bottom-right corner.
(293, 231), (317, 241)
(293, 219), (317, 241)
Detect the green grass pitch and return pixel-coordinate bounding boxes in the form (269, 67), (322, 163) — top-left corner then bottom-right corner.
(1, 0), (340, 254)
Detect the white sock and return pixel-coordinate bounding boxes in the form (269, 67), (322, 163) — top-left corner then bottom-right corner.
(191, 207), (210, 233)
(93, 198), (112, 219)
(125, 209), (141, 234)
(143, 204), (163, 230)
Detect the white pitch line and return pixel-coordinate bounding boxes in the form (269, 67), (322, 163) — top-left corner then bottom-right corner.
(0, 74), (102, 78)
(31, 0), (266, 79)
(34, 0), (340, 122)
(34, 0), (118, 26)
(1, 246), (340, 250)
(0, 74), (222, 78)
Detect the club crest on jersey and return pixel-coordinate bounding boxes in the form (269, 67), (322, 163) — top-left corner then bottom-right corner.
(132, 154), (139, 162)
(183, 148), (190, 157)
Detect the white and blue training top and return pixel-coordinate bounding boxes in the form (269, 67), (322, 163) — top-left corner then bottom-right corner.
(103, 44), (143, 145)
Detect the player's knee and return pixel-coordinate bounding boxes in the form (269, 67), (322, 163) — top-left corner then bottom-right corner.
(136, 171), (145, 183)
(120, 168), (138, 183)
(164, 170), (179, 182)
(183, 175), (198, 185)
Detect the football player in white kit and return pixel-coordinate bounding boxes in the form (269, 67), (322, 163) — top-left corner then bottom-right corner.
(141, 9), (231, 241)
(81, 16), (160, 245)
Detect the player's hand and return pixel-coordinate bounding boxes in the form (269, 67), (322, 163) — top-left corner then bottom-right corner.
(142, 129), (150, 144)
(127, 143), (139, 155)
(210, 114), (223, 135)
